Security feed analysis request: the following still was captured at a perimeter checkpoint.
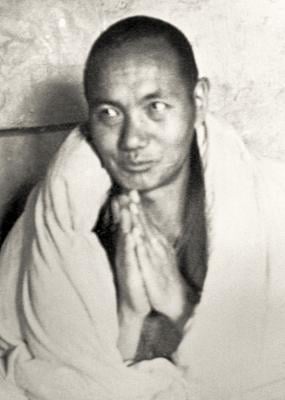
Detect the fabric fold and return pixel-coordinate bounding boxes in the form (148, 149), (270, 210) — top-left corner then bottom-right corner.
(0, 127), (188, 400)
(0, 116), (285, 399)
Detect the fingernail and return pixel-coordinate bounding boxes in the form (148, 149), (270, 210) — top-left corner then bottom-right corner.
(129, 202), (139, 215)
(118, 194), (129, 207)
(129, 190), (140, 203)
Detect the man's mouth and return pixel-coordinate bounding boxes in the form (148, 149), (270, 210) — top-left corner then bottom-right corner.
(120, 160), (157, 173)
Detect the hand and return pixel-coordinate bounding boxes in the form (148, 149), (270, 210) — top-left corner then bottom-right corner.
(114, 195), (151, 318)
(114, 194), (151, 360)
(129, 194), (191, 325)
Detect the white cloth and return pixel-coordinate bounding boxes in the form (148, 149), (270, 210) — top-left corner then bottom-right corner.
(0, 115), (284, 400)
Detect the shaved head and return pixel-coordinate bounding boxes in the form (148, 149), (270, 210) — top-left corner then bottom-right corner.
(84, 16), (199, 102)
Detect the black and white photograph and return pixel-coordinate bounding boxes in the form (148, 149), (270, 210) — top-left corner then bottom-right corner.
(0, 1), (285, 399)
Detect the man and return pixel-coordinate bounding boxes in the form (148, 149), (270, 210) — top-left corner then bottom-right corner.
(85, 16), (209, 362)
(0, 15), (284, 400)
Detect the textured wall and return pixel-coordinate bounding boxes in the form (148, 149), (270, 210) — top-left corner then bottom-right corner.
(1, 0), (285, 158)
(0, 127), (69, 243)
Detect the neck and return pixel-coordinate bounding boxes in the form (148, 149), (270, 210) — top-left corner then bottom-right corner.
(140, 158), (191, 244)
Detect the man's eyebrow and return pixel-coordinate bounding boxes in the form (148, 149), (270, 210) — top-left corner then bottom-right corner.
(89, 98), (122, 107)
(142, 91), (166, 101)
(89, 91), (169, 107)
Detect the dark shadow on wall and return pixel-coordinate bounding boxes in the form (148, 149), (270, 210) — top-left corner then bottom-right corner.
(31, 79), (88, 127)
(0, 78), (86, 247)
(0, 126), (70, 247)
(0, 184), (33, 246)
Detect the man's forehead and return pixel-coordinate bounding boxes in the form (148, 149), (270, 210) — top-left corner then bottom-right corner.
(89, 68), (185, 107)
(89, 38), (184, 94)
(101, 35), (173, 59)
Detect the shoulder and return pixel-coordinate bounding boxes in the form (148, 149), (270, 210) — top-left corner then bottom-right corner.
(47, 125), (97, 179)
(43, 124), (111, 192)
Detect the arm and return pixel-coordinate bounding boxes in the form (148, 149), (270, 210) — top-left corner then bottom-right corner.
(117, 307), (145, 360)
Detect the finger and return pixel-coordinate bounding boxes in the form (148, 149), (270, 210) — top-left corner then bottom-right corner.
(117, 223), (137, 272)
(135, 235), (156, 296)
(142, 210), (171, 249)
(129, 201), (139, 218)
(116, 194), (131, 209)
(127, 201), (147, 240)
(123, 232), (149, 297)
(119, 207), (132, 235)
(134, 211), (174, 273)
(127, 199), (170, 256)
(128, 201), (150, 238)
(134, 227), (163, 274)
(111, 198), (120, 224)
(124, 230), (136, 254)
(129, 190), (140, 204)
(131, 225), (144, 245)
(132, 227), (158, 275)
(134, 205), (165, 252)
(128, 202), (141, 233)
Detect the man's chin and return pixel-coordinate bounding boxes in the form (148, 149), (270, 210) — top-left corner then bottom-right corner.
(109, 166), (183, 193)
(115, 181), (155, 193)
(111, 175), (178, 195)
(111, 175), (158, 193)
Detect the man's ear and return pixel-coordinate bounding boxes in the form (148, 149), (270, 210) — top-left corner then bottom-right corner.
(193, 77), (210, 128)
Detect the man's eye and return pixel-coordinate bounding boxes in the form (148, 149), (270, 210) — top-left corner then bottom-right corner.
(148, 102), (168, 119)
(151, 102), (167, 112)
(96, 106), (122, 124)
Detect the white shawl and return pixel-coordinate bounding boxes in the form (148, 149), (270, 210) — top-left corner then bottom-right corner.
(0, 115), (284, 400)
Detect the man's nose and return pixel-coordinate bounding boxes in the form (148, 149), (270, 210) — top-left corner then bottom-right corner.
(119, 116), (149, 151)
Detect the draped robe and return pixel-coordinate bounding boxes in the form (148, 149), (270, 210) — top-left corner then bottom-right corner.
(0, 115), (285, 400)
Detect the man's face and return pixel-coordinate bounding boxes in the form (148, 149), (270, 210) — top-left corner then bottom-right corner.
(87, 37), (197, 192)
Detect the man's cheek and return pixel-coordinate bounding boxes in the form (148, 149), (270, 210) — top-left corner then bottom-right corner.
(93, 138), (114, 158)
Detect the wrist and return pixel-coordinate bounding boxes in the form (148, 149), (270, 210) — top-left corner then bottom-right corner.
(118, 304), (148, 325)
(165, 285), (193, 328)
(117, 305), (147, 361)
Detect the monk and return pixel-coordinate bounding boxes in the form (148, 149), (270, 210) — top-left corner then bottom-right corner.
(0, 15), (285, 400)
(85, 15), (209, 362)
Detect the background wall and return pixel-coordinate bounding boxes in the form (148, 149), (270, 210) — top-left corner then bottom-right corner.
(0, 0), (285, 241)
